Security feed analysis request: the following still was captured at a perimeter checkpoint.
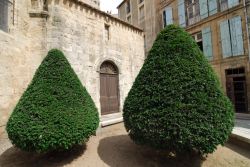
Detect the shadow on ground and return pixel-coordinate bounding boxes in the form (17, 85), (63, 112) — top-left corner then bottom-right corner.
(226, 138), (250, 159)
(98, 135), (203, 167)
(0, 144), (86, 167)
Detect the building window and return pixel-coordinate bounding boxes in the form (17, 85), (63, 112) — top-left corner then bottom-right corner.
(202, 27), (213, 60)
(126, 0), (131, 14)
(192, 28), (213, 60)
(178, 0), (186, 27)
(104, 24), (110, 41)
(162, 7), (173, 27)
(178, 0), (218, 27)
(139, 5), (145, 21)
(186, 0), (200, 25)
(220, 16), (244, 57)
(226, 67), (248, 113)
(0, 0), (13, 32)
(199, 0), (218, 19)
(220, 0), (228, 11)
(192, 32), (203, 51)
(127, 15), (131, 23)
(220, 0), (239, 11)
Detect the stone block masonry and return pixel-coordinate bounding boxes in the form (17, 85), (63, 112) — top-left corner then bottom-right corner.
(0, 0), (145, 133)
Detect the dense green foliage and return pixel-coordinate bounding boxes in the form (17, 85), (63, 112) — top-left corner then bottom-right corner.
(7, 49), (99, 153)
(123, 25), (234, 155)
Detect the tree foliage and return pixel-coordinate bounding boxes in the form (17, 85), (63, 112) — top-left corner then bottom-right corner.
(123, 25), (234, 154)
(7, 49), (99, 153)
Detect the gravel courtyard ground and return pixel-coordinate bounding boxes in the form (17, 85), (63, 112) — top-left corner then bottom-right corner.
(0, 123), (250, 167)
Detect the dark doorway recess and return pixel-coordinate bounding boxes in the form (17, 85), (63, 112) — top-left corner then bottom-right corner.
(226, 67), (248, 113)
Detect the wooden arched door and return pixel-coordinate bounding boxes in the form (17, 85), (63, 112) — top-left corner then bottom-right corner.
(100, 61), (120, 115)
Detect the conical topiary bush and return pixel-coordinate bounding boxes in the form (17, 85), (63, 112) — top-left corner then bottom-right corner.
(6, 49), (99, 153)
(123, 25), (234, 155)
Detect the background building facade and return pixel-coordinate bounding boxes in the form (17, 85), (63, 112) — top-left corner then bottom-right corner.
(118, 0), (161, 55)
(118, 0), (250, 117)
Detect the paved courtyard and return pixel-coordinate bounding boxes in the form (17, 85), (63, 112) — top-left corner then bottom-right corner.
(0, 123), (250, 167)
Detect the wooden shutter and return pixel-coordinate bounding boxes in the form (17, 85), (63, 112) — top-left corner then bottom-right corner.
(178, 0), (186, 27)
(220, 20), (232, 57)
(100, 74), (108, 114)
(107, 75), (119, 113)
(199, 0), (208, 19)
(228, 0), (239, 8)
(229, 16), (244, 56)
(202, 27), (213, 60)
(163, 10), (166, 27)
(208, 0), (217, 15)
(165, 7), (173, 26)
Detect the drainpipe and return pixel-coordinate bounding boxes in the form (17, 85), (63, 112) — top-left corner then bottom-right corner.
(243, 0), (250, 60)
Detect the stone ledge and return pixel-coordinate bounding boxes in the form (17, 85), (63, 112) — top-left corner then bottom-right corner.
(29, 10), (49, 18)
(229, 134), (250, 150)
(231, 129), (250, 145)
(236, 113), (250, 120)
(101, 117), (123, 127)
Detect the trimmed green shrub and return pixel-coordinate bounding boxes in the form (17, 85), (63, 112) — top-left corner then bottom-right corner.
(123, 25), (234, 155)
(6, 49), (99, 153)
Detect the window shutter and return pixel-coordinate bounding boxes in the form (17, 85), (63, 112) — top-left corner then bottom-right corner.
(178, 0), (186, 27)
(199, 0), (208, 19)
(0, 0), (8, 32)
(229, 16), (244, 56)
(208, 0), (217, 15)
(163, 10), (167, 27)
(202, 27), (213, 60)
(228, 0), (239, 8)
(220, 20), (232, 57)
(165, 7), (173, 26)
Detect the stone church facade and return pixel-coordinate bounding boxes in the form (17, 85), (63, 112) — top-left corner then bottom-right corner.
(0, 0), (145, 133)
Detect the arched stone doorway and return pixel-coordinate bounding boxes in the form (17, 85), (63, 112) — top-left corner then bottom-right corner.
(100, 61), (120, 115)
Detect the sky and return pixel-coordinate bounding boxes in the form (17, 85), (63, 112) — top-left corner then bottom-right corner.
(100, 0), (123, 14)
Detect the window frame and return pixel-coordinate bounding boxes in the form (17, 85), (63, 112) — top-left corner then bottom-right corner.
(138, 4), (145, 21)
(126, 0), (131, 14)
(186, 0), (201, 25)
(104, 24), (110, 41)
(220, 16), (244, 58)
(0, 0), (14, 33)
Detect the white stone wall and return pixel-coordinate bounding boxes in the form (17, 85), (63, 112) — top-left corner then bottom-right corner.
(0, 0), (144, 133)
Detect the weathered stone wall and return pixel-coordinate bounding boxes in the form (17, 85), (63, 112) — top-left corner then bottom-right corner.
(0, 0), (144, 134)
(0, 0), (48, 134)
(46, 0), (145, 118)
